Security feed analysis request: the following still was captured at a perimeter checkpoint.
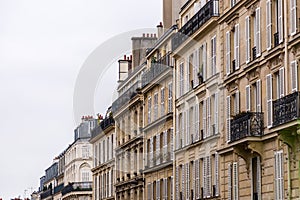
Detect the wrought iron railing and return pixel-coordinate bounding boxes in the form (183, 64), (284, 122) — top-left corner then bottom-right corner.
(54, 183), (64, 194)
(273, 92), (300, 127)
(141, 53), (171, 88)
(112, 81), (141, 112)
(61, 182), (92, 196)
(230, 112), (264, 142)
(172, 0), (219, 51)
(91, 116), (115, 139)
(40, 189), (52, 199)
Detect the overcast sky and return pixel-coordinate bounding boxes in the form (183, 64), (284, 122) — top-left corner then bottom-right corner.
(0, 0), (162, 198)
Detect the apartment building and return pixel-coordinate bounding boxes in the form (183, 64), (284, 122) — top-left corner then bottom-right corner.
(90, 108), (115, 200)
(38, 117), (96, 200)
(142, 24), (176, 200)
(171, 0), (222, 199)
(112, 34), (157, 200)
(218, 0), (300, 200)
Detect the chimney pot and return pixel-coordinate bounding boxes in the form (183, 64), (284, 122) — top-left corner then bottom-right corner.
(143, 33), (145, 37)
(124, 55), (126, 60)
(147, 33), (149, 37)
(130, 55), (132, 60)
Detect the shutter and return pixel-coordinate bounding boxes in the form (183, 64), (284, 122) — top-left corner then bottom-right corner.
(170, 128), (174, 160)
(193, 160), (196, 199)
(182, 112), (185, 147)
(232, 162), (238, 200)
(256, 7), (261, 56)
(235, 90), (240, 114)
(195, 104), (200, 141)
(182, 164), (186, 200)
(203, 43), (207, 81)
(203, 158), (207, 198)
(291, 61), (298, 92)
(245, 16), (251, 62)
(290, 0), (297, 35)
(157, 134), (160, 165)
(215, 153), (219, 196)
(171, 176), (174, 200)
(226, 96), (231, 142)
(278, 0), (283, 42)
(164, 178), (168, 200)
(266, 0), (272, 49)
(186, 163), (190, 200)
(157, 180), (160, 200)
(246, 85), (251, 111)
(186, 110), (190, 146)
(214, 92), (218, 134)
(187, 57), (190, 92)
(275, 151), (284, 200)
(147, 183), (151, 200)
(207, 157), (211, 197)
(226, 31), (231, 74)
(211, 36), (217, 75)
(176, 115), (179, 150)
(151, 182), (153, 200)
(257, 157), (262, 200)
(266, 74), (273, 127)
(203, 99), (207, 139)
(207, 97), (211, 137)
(196, 159), (200, 199)
(234, 24), (240, 69)
(176, 167), (180, 200)
(228, 164), (232, 200)
(150, 137), (153, 167)
(279, 67), (285, 97)
(256, 80), (261, 112)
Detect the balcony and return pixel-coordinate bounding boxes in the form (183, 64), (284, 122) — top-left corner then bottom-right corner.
(141, 53), (171, 88)
(230, 112), (264, 142)
(172, 0), (219, 51)
(112, 81), (141, 112)
(54, 183), (64, 194)
(91, 116), (115, 139)
(273, 92), (300, 127)
(61, 182), (92, 196)
(40, 189), (52, 199)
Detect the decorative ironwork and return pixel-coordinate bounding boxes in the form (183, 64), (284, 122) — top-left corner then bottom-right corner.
(61, 182), (92, 196)
(230, 112), (264, 142)
(40, 189), (52, 199)
(54, 183), (64, 194)
(141, 53), (171, 88)
(112, 81), (140, 112)
(273, 92), (300, 127)
(172, 0), (219, 51)
(91, 116), (115, 139)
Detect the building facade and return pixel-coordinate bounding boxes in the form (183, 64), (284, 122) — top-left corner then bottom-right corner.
(90, 108), (116, 200)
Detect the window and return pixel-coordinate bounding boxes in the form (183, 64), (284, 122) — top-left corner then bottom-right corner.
(193, 49), (200, 87)
(245, 16), (251, 62)
(211, 36), (217, 76)
(156, 134), (161, 165)
(148, 96), (152, 124)
(276, 0), (283, 43)
(266, 0), (272, 50)
(203, 99), (207, 139)
(194, 159), (200, 199)
(160, 88), (165, 117)
(81, 171), (90, 182)
(290, 0), (297, 35)
(199, 43), (207, 82)
(168, 82), (173, 113)
(234, 24), (240, 69)
(274, 150), (284, 200)
(82, 146), (89, 159)
(203, 156), (212, 198)
(186, 163), (190, 199)
(251, 157), (262, 200)
(276, 67), (285, 98)
(214, 153), (219, 196)
(194, 104), (200, 142)
(175, 167), (180, 199)
(228, 162), (239, 200)
(226, 31), (231, 74)
(254, 7), (261, 57)
(226, 96), (231, 142)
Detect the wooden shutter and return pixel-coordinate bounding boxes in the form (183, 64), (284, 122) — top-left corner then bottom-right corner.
(246, 85), (251, 111)
(291, 61), (298, 92)
(194, 50), (200, 87)
(215, 153), (219, 196)
(278, 0), (283, 43)
(279, 67), (285, 97)
(266, 0), (272, 50)
(290, 0), (297, 35)
(195, 159), (200, 199)
(203, 43), (207, 81)
(207, 157), (212, 197)
(245, 16), (251, 62)
(257, 157), (262, 200)
(228, 164), (232, 200)
(203, 99), (207, 139)
(232, 162), (238, 200)
(195, 104), (200, 141)
(156, 134), (160, 165)
(176, 167), (180, 200)
(226, 31), (231, 74)
(256, 79), (261, 112)
(275, 151), (284, 200)
(234, 90), (240, 114)
(266, 74), (273, 127)
(186, 110), (190, 146)
(207, 97), (211, 137)
(176, 115), (179, 150)
(234, 24), (240, 69)
(186, 163), (190, 200)
(203, 158), (207, 197)
(147, 183), (151, 200)
(214, 92), (218, 134)
(182, 164), (186, 200)
(256, 7), (261, 56)
(157, 180), (160, 200)
(226, 96), (231, 142)
(186, 57), (190, 92)
(211, 36), (217, 75)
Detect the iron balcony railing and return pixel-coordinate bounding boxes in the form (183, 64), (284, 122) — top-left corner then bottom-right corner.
(141, 53), (171, 88)
(61, 182), (92, 196)
(230, 112), (264, 142)
(40, 189), (52, 199)
(172, 0), (219, 51)
(54, 183), (64, 194)
(112, 81), (141, 112)
(273, 92), (300, 127)
(91, 116), (115, 139)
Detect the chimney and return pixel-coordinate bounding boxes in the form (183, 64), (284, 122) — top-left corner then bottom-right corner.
(157, 22), (164, 38)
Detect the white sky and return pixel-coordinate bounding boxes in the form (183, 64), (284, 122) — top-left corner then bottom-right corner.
(0, 0), (162, 198)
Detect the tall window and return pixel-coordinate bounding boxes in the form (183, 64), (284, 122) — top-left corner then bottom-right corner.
(168, 82), (173, 113)
(160, 88), (165, 117)
(290, 0), (297, 35)
(274, 150), (284, 200)
(211, 36), (217, 76)
(233, 24), (240, 70)
(154, 93), (158, 120)
(148, 96), (152, 124)
(82, 146), (89, 159)
(179, 62), (184, 97)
